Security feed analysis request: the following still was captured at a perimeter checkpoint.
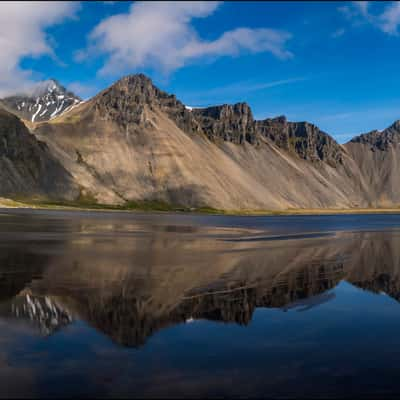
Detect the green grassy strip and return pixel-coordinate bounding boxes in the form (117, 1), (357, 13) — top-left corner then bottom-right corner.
(5, 196), (400, 216)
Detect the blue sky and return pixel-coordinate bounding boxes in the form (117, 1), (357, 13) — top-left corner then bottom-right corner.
(2, 1), (400, 142)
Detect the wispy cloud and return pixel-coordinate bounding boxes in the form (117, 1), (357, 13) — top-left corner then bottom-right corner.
(331, 28), (345, 38)
(182, 77), (307, 106)
(339, 1), (400, 35)
(318, 112), (359, 121)
(380, 2), (400, 34)
(0, 1), (80, 96)
(319, 106), (400, 123)
(203, 77), (306, 97)
(79, 1), (293, 77)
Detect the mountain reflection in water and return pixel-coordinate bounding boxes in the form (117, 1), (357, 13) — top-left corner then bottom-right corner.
(2, 210), (400, 397)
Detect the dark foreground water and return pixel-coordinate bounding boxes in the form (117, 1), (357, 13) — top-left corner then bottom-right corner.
(3, 210), (400, 398)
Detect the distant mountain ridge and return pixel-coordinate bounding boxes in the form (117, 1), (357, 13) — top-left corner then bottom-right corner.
(1, 79), (81, 122)
(1, 73), (400, 210)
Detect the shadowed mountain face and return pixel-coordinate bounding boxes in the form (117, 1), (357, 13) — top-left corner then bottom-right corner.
(0, 108), (78, 200)
(1, 73), (400, 209)
(1, 210), (400, 348)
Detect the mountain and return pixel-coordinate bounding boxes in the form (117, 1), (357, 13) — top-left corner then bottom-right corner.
(0, 73), (400, 210)
(30, 74), (371, 209)
(0, 107), (78, 200)
(344, 121), (400, 207)
(1, 79), (81, 122)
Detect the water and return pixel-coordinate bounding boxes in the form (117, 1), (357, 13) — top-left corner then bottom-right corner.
(2, 209), (400, 397)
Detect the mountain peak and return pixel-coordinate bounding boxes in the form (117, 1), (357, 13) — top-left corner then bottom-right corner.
(28, 79), (66, 97)
(350, 120), (400, 150)
(94, 72), (201, 135)
(108, 73), (156, 95)
(121, 73), (153, 84)
(256, 114), (343, 166)
(98, 73), (164, 104)
(1, 79), (81, 122)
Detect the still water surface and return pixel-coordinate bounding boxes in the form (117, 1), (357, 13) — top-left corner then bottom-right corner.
(2, 209), (400, 397)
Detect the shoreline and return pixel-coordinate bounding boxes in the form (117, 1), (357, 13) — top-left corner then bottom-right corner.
(2, 198), (400, 216)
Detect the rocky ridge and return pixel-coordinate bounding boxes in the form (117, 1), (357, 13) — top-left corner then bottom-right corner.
(350, 120), (400, 151)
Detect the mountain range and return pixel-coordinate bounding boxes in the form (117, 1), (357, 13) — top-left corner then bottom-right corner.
(0, 73), (399, 211)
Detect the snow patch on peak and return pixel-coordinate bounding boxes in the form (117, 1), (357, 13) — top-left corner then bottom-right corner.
(2, 78), (82, 122)
(31, 104), (42, 122)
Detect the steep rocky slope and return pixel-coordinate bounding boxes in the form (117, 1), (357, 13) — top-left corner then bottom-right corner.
(0, 107), (78, 200)
(344, 121), (400, 207)
(32, 74), (373, 210)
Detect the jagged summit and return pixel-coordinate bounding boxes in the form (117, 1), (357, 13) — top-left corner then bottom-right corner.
(93, 73), (202, 134)
(256, 115), (344, 166)
(85, 73), (345, 162)
(1, 79), (81, 123)
(350, 120), (400, 150)
(91, 74), (344, 158)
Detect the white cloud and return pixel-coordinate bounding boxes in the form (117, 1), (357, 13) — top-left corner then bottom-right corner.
(380, 2), (400, 35)
(0, 1), (79, 97)
(83, 1), (292, 76)
(67, 81), (100, 100)
(339, 1), (400, 35)
(354, 1), (370, 18)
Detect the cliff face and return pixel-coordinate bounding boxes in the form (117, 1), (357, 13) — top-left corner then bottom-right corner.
(256, 116), (344, 167)
(0, 108), (78, 200)
(349, 121), (400, 151)
(191, 102), (257, 144)
(93, 74), (202, 135)
(191, 106), (344, 167)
